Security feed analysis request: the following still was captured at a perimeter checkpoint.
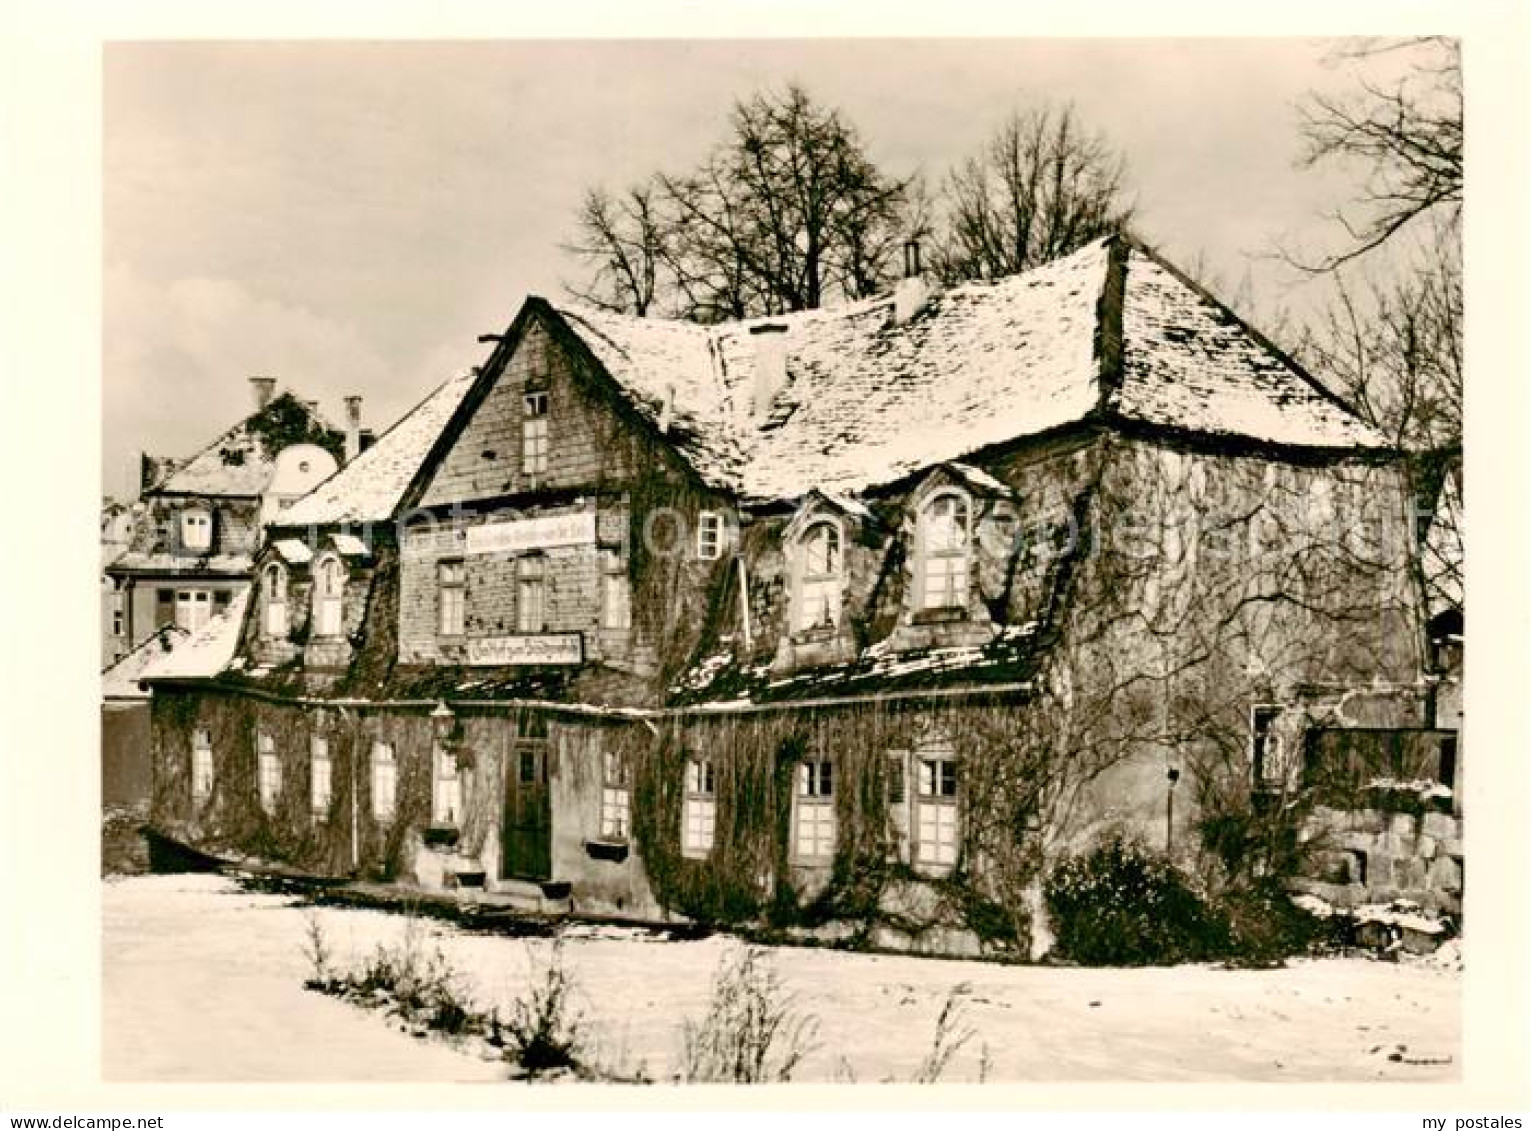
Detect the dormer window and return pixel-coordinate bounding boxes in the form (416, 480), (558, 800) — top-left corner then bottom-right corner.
(795, 520), (843, 632)
(313, 554), (346, 638)
(181, 507), (212, 552)
(915, 491), (971, 611)
(523, 390), (549, 476)
(261, 562), (288, 638)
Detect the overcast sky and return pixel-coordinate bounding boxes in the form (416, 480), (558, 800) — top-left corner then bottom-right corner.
(103, 37), (1387, 497)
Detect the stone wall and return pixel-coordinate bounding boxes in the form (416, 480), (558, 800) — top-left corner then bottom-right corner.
(1296, 804), (1463, 916)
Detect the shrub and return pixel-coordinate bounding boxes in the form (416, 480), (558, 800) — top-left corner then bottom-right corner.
(502, 939), (585, 1074)
(1044, 835), (1226, 966)
(680, 946), (818, 1083)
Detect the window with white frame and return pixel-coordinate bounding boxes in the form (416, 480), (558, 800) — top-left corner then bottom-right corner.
(916, 491), (971, 611)
(523, 390), (549, 476)
(682, 757), (716, 857)
(517, 556), (546, 633)
(795, 520), (843, 632)
(600, 550), (631, 631)
(914, 753), (959, 873)
(181, 507), (212, 552)
(314, 555), (345, 638)
(262, 562), (288, 638)
(175, 588), (212, 632)
(257, 733), (281, 815)
(371, 741), (397, 821)
(600, 749), (630, 840)
(696, 511), (724, 560)
(438, 560), (466, 637)
(191, 729), (214, 805)
(310, 735), (332, 816)
(433, 739), (462, 826)
(793, 759), (836, 862)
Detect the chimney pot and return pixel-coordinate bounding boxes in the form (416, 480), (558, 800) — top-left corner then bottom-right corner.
(249, 376), (277, 412)
(343, 395), (363, 463)
(748, 323), (790, 425)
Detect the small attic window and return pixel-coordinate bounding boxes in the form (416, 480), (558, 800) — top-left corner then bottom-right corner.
(181, 508), (212, 552)
(696, 512), (724, 560)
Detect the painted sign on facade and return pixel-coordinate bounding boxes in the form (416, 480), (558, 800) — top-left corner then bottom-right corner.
(464, 633), (584, 666)
(465, 512), (596, 556)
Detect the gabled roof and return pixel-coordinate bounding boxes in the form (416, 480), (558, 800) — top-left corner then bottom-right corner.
(546, 235), (1389, 505)
(139, 590), (249, 683)
(152, 392), (338, 498)
(276, 373), (476, 527)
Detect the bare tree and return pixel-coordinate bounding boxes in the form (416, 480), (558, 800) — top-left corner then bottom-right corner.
(933, 102), (1134, 285)
(565, 85), (919, 321)
(1293, 37), (1461, 272)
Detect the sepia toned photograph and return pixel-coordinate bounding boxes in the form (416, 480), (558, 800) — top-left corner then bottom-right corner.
(95, 35), (1467, 1087)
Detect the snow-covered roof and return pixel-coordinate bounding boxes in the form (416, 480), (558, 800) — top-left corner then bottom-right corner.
(106, 550), (254, 578)
(549, 236), (1389, 504)
(272, 538), (313, 565)
(278, 374), (476, 527)
(153, 393), (337, 498)
(101, 624), (190, 699)
(140, 590), (249, 682)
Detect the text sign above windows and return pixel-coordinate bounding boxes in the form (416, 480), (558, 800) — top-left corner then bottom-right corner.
(464, 633), (584, 666)
(464, 512), (596, 557)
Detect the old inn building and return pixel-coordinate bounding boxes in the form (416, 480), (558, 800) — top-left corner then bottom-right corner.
(143, 236), (1451, 957)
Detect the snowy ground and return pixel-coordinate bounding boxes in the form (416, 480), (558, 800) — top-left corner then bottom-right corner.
(103, 874), (1460, 1084)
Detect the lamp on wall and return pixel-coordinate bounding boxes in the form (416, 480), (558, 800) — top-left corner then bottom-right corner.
(430, 700), (456, 741)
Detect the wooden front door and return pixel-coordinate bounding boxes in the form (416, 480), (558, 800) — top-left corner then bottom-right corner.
(502, 738), (551, 881)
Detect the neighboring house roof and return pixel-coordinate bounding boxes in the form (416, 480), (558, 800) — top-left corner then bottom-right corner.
(548, 235), (1389, 504)
(277, 373), (477, 527)
(101, 624), (190, 700)
(104, 551), (254, 578)
(1421, 460), (1464, 617)
(139, 590), (249, 682)
(152, 392), (338, 498)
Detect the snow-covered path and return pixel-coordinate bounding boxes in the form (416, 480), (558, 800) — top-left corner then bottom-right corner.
(102, 875), (1459, 1083)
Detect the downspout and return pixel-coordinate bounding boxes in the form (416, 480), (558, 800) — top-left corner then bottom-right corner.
(344, 707), (360, 873)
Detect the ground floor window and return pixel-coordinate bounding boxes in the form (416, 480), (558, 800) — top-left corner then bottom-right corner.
(433, 741), (462, 826)
(600, 749), (630, 840)
(191, 729), (213, 805)
(914, 754), (959, 874)
(310, 736), (332, 816)
(257, 733), (281, 814)
(371, 742), (396, 822)
(793, 759), (836, 863)
(682, 757), (716, 857)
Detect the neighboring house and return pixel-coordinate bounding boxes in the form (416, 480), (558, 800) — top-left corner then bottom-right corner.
(102, 624), (189, 807)
(104, 379), (353, 658)
(102, 497), (146, 666)
(143, 235), (1448, 956)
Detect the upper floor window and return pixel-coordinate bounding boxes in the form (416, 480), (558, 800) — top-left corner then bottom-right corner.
(181, 508), (212, 552)
(523, 390), (549, 476)
(697, 511), (724, 560)
(600, 550), (631, 631)
(175, 588), (212, 632)
(517, 556), (546, 633)
(795, 520), (843, 632)
(915, 491), (971, 611)
(438, 560), (466, 637)
(261, 563), (289, 638)
(314, 555), (346, 638)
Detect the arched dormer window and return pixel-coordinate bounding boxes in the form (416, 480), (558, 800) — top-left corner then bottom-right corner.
(795, 520), (844, 632)
(313, 554), (346, 638)
(261, 562), (289, 638)
(180, 506), (213, 552)
(915, 491), (971, 612)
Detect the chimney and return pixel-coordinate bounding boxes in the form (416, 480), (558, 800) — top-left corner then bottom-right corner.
(749, 323), (790, 425)
(358, 428), (377, 454)
(249, 376), (277, 412)
(343, 395), (363, 463)
(893, 239), (932, 325)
